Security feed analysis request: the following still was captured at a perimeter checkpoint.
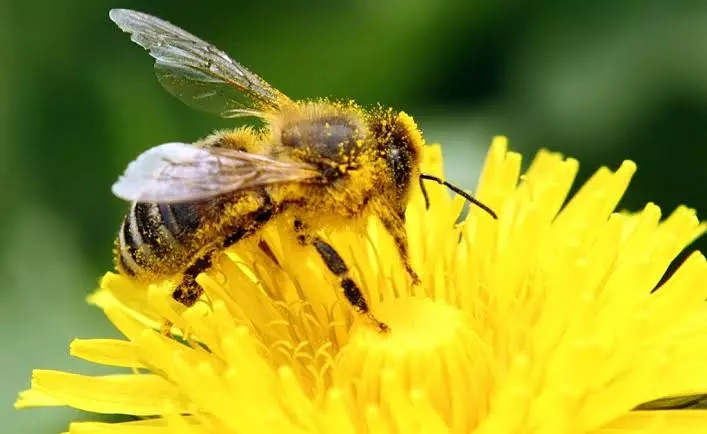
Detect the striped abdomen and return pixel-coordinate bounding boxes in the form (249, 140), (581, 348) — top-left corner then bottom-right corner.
(116, 201), (202, 278)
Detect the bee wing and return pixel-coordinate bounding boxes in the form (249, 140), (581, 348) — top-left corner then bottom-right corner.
(112, 142), (320, 203)
(109, 9), (289, 117)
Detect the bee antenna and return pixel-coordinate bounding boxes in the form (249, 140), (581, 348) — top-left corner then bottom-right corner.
(419, 173), (498, 219)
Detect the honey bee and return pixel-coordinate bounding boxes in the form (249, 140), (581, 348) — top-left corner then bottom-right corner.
(109, 9), (497, 331)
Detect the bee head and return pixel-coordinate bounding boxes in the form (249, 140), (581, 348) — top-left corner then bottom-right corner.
(369, 109), (425, 209)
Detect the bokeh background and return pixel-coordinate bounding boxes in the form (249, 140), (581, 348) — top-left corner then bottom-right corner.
(3, 1), (707, 432)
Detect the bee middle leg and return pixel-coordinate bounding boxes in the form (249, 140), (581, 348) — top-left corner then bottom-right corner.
(293, 219), (389, 332)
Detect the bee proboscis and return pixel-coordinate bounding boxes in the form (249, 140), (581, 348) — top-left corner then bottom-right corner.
(109, 9), (497, 332)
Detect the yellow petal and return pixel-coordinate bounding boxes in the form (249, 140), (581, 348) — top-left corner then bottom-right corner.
(70, 339), (144, 368)
(16, 370), (189, 415)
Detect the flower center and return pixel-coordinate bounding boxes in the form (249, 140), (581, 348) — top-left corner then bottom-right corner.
(333, 297), (491, 430)
(372, 297), (468, 351)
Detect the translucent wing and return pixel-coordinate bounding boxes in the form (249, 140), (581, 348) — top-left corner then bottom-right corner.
(109, 9), (289, 117)
(112, 143), (319, 203)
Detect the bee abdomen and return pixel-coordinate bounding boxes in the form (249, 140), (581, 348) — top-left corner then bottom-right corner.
(116, 201), (202, 277)
(157, 202), (201, 240)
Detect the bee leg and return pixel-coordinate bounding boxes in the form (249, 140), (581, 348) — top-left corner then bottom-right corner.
(257, 240), (281, 267)
(378, 211), (421, 285)
(172, 193), (276, 308)
(172, 253), (214, 307)
(293, 219), (389, 333)
(159, 321), (174, 337)
(313, 239), (390, 333)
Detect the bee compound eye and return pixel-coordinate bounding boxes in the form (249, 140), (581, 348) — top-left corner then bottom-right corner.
(387, 146), (412, 194)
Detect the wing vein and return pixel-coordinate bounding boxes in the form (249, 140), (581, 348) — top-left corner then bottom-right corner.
(109, 8), (290, 117)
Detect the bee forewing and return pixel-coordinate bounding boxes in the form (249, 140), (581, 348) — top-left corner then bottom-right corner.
(112, 142), (319, 204)
(109, 9), (288, 116)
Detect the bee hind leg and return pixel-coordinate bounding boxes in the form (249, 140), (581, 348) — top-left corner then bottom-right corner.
(172, 252), (214, 307)
(172, 194), (276, 307)
(161, 250), (215, 338)
(294, 219), (389, 333)
(172, 275), (204, 306)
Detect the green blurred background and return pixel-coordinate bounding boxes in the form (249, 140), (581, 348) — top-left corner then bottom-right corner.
(3, 1), (707, 432)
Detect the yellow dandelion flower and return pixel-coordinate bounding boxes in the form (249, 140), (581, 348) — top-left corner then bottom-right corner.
(16, 137), (707, 433)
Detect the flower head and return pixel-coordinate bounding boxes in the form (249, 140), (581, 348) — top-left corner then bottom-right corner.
(16, 137), (707, 433)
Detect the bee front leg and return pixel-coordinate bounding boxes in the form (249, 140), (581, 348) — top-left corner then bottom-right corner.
(378, 210), (421, 285)
(293, 219), (389, 332)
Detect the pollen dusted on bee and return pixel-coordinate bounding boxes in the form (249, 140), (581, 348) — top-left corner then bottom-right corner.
(110, 9), (442, 331)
